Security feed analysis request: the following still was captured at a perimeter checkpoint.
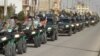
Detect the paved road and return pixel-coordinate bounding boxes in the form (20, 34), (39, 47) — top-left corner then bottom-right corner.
(1, 23), (100, 56)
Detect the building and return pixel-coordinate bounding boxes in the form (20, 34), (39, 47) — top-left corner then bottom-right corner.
(39, 0), (61, 11)
(0, 0), (61, 16)
(53, 0), (61, 10)
(39, 0), (51, 11)
(75, 2), (91, 14)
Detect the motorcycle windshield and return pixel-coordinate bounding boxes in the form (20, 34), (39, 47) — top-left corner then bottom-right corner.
(7, 29), (12, 32)
(47, 19), (53, 25)
(60, 19), (70, 24)
(27, 20), (32, 27)
(33, 20), (39, 29)
(71, 19), (76, 23)
(76, 18), (81, 22)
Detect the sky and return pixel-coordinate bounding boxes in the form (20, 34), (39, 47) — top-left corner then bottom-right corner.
(61, 0), (100, 15)
(0, 0), (22, 14)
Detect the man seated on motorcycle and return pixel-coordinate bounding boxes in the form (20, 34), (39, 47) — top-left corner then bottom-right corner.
(33, 16), (40, 29)
(23, 16), (33, 30)
(1, 16), (16, 32)
(38, 13), (47, 28)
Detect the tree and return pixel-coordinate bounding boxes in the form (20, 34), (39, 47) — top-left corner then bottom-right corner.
(18, 11), (25, 21)
(8, 5), (15, 18)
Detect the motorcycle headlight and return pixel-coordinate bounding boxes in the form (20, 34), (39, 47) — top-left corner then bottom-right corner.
(71, 24), (74, 27)
(76, 24), (79, 26)
(1, 37), (7, 41)
(86, 21), (89, 23)
(91, 20), (95, 23)
(80, 23), (82, 25)
(65, 25), (69, 28)
(15, 34), (20, 38)
(39, 30), (43, 32)
(26, 27), (29, 29)
(8, 29), (12, 32)
(47, 27), (52, 31)
(32, 31), (36, 34)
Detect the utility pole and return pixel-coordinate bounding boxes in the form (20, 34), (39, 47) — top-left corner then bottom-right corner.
(4, 0), (7, 19)
(30, 0), (33, 16)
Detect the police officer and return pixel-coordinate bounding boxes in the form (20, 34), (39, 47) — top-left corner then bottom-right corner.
(33, 15), (42, 47)
(38, 13), (47, 44)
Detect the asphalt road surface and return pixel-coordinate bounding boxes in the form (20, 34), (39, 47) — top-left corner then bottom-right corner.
(1, 23), (100, 56)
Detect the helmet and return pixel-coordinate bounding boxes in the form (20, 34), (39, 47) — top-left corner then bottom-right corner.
(38, 13), (46, 21)
(10, 14), (18, 19)
(28, 16), (33, 18)
(14, 16), (18, 19)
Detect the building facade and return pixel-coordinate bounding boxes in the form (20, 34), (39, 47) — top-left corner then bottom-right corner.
(39, 0), (61, 11)
(0, 0), (61, 15)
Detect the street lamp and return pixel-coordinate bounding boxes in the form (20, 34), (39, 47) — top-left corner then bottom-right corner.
(4, 0), (7, 18)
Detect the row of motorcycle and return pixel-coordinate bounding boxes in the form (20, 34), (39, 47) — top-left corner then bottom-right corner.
(0, 11), (99, 56)
(58, 12), (100, 36)
(0, 13), (58, 56)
